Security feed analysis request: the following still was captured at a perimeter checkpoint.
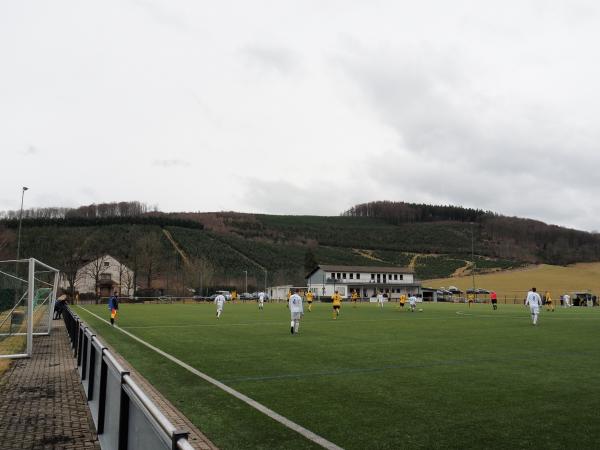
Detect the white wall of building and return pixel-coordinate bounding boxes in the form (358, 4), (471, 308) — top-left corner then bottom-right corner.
(61, 254), (135, 297)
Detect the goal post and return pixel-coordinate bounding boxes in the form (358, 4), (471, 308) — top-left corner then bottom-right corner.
(0, 258), (60, 359)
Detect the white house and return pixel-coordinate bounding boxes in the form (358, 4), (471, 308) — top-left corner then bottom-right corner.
(61, 254), (135, 297)
(306, 264), (421, 299)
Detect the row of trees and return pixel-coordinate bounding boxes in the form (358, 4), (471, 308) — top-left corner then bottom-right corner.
(342, 201), (488, 224)
(0, 201), (153, 220)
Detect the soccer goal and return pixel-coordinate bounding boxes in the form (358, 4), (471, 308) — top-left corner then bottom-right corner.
(0, 258), (60, 359)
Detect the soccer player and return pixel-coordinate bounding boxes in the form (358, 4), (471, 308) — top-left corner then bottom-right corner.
(399, 293), (407, 309)
(289, 288), (303, 334)
(409, 293), (417, 312)
(467, 293), (474, 308)
(258, 292), (265, 310)
(351, 290), (359, 308)
(490, 291), (498, 310)
(108, 291), (119, 326)
(563, 293), (571, 308)
(214, 293), (226, 319)
(545, 291), (554, 312)
(332, 290), (342, 319)
(525, 287), (542, 325)
(306, 290), (314, 312)
(377, 291), (385, 309)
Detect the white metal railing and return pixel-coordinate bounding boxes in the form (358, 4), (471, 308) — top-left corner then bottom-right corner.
(63, 306), (195, 450)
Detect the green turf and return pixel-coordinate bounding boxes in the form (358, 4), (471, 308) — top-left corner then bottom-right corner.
(74, 302), (600, 449)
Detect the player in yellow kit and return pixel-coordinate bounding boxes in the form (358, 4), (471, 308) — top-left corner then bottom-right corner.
(306, 290), (314, 312)
(351, 290), (359, 308)
(399, 293), (407, 309)
(332, 290), (342, 319)
(545, 291), (554, 312)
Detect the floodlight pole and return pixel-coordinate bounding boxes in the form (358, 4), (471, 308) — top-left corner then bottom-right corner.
(264, 269), (267, 294)
(471, 222), (476, 295)
(244, 270), (247, 294)
(16, 186), (29, 274)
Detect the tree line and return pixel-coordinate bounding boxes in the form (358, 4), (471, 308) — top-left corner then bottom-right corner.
(0, 201), (152, 220)
(342, 200), (488, 224)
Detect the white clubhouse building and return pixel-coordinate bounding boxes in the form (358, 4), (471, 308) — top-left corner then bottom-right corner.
(306, 264), (421, 299)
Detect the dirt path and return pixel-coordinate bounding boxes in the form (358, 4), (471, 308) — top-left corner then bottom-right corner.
(162, 228), (191, 266)
(408, 254), (420, 270)
(353, 249), (385, 262)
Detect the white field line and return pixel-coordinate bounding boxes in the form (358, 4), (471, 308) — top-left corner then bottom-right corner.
(119, 315), (462, 330)
(79, 307), (344, 450)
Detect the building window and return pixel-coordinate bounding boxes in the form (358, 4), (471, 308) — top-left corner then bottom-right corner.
(349, 273), (354, 279)
(371, 274), (375, 280)
(337, 273), (341, 279)
(100, 273), (111, 281)
(342, 273), (347, 279)
(394, 274), (398, 280)
(103, 261), (110, 268)
(382, 274), (386, 283)
(357, 273), (361, 280)
(399, 274), (404, 280)
(376, 274), (381, 282)
(330, 273), (335, 279)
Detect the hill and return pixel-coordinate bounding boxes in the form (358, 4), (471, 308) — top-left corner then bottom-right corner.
(1, 200), (599, 294)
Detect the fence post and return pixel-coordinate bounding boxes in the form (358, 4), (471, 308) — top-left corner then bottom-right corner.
(26, 258), (35, 357)
(97, 352), (108, 434)
(118, 373), (131, 450)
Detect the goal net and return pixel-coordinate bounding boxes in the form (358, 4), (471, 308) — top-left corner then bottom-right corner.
(0, 258), (59, 359)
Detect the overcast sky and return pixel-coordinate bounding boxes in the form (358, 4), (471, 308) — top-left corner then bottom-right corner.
(2, 1), (599, 230)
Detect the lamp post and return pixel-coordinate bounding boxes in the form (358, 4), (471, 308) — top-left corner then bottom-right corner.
(244, 270), (248, 294)
(263, 269), (267, 295)
(471, 222), (476, 297)
(16, 186), (29, 274)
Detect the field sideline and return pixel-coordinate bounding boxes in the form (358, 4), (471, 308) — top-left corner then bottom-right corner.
(75, 301), (600, 449)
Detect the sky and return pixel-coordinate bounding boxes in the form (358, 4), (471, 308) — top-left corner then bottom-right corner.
(1, 1), (600, 231)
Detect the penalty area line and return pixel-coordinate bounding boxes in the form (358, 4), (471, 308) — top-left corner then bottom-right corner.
(78, 306), (343, 450)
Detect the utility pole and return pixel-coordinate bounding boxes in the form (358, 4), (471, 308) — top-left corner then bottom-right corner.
(264, 269), (267, 294)
(16, 186), (29, 275)
(471, 222), (476, 295)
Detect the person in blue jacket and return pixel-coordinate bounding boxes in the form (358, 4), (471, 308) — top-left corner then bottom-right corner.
(108, 291), (119, 326)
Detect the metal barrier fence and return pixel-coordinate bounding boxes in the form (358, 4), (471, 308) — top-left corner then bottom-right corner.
(63, 306), (195, 450)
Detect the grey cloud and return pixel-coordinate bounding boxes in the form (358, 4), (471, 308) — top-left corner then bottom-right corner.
(23, 145), (38, 156)
(153, 159), (190, 168)
(335, 45), (600, 230)
(239, 177), (343, 216)
(241, 45), (298, 75)
(130, 0), (190, 31)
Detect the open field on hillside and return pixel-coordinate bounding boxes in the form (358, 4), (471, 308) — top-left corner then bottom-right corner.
(75, 302), (600, 449)
(426, 262), (600, 301)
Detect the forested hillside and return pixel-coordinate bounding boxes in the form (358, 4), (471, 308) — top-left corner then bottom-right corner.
(1, 200), (597, 295)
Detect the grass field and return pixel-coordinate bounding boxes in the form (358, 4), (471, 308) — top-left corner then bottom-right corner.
(75, 301), (600, 449)
(427, 262), (600, 301)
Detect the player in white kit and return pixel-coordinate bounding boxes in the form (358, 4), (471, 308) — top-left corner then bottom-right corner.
(409, 294), (417, 312)
(563, 293), (571, 308)
(258, 292), (265, 310)
(289, 288), (304, 335)
(214, 294), (226, 319)
(525, 287), (542, 325)
(377, 291), (385, 309)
